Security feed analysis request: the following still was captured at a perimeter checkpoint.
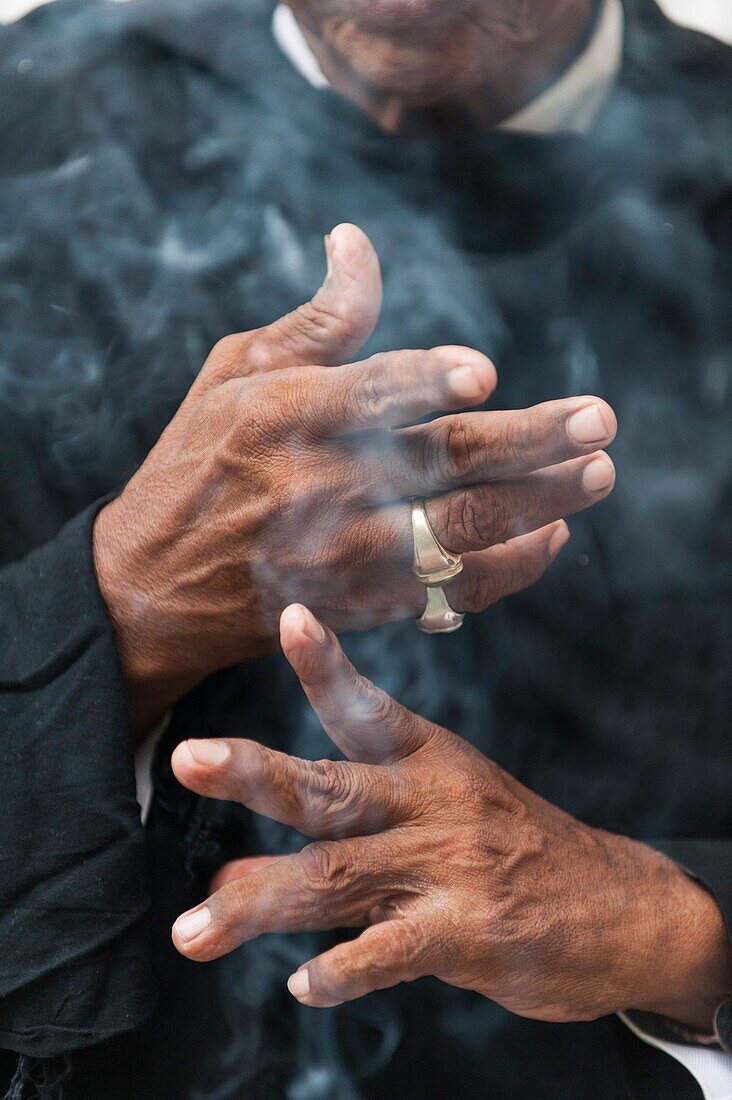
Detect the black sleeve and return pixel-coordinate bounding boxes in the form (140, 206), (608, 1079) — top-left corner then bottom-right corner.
(0, 502), (155, 1060)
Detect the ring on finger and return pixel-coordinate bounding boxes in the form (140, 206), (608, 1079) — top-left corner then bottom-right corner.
(411, 498), (463, 585)
(417, 585), (465, 634)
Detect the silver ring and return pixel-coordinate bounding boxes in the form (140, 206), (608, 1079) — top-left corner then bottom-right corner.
(417, 586), (465, 634)
(411, 499), (463, 586)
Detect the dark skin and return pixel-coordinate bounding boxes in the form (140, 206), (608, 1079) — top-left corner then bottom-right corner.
(95, 227), (615, 733)
(171, 606), (732, 1030)
(93, 1), (730, 1036)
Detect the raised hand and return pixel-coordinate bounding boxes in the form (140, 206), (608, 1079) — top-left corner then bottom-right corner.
(94, 224), (616, 732)
(171, 606), (731, 1031)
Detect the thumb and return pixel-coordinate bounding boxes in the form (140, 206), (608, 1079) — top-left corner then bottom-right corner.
(279, 604), (432, 764)
(263, 222), (383, 368)
(198, 223), (382, 390)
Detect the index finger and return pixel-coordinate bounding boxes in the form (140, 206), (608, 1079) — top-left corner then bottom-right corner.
(295, 346), (496, 437)
(172, 737), (408, 838)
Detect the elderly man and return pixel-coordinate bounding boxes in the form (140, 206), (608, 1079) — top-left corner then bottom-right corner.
(0, 1), (729, 1098)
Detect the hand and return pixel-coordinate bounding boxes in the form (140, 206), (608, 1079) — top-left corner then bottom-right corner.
(94, 224), (617, 733)
(171, 606), (732, 1031)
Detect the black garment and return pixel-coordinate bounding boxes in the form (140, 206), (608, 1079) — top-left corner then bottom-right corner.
(0, 0), (730, 1096)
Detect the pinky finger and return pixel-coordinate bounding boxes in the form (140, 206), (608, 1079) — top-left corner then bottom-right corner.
(449, 519), (570, 614)
(287, 918), (433, 1008)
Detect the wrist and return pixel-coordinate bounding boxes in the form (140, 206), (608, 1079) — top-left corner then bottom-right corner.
(622, 844), (732, 1032)
(93, 498), (205, 736)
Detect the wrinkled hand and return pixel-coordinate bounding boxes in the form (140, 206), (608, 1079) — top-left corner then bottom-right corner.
(172, 606), (731, 1030)
(94, 224), (616, 732)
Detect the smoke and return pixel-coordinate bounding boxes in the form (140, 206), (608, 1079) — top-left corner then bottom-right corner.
(2, 0), (730, 1094)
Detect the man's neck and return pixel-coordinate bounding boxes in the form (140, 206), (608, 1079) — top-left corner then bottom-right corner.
(458, 0), (600, 129)
(274, 0), (624, 137)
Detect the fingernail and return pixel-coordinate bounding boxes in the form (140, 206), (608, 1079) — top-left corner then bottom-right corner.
(175, 907), (211, 943)
(288, 970), (310, 999)
(582, 455), (616, 493)
(567, 404), (610, 444)
(447, 365), (489, 401)
(548, 522), (570, 558)
(301, 607), (327, 645)
(187, 740), (230, 766)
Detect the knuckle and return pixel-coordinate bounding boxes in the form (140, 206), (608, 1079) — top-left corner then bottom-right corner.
(354, 678), (394, 728)
(199, 333), (252, 387)
(487, 491), (512, 542)
(352, 366), (396, 423)
(288, 298), (354, 354)
(434, 419), (474, 484)
(288, 299), (330, 343)
(308, 759), (352, 811)
(381, 919), (420, 970)
(211, 332), (248, 364)
(467, 768), (494, 803)
(300, 842), (348, 892)
(208, 331), (276, 378)
(446, 489), (499, 548)
(243, 330), (285, 373)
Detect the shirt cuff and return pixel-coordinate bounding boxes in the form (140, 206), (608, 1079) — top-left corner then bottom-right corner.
(135, 712), (170, 824)
(618, 1013), (732, 1100)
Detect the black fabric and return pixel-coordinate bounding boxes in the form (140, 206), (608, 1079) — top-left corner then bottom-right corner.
(716, 1000), (732, 1053)
(0, 0), (730, 1096)
(0, 503), (155, 1057)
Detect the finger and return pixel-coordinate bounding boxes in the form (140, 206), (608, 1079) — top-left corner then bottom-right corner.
(295, 345), (496, 437)
(317, 397), (614, 509)
(172, 836), (392, 961)
(210, 855), (284, 893)
(172, 738), (408, 837)
(438, 520), (570, 613)
(371, 451), (615, 561)
(314, 522), (569, 633)
(391, 396), (617, 494)
(201, 224), (382, 385)
(280, 605), (439, 764)
(287, 918), (435, 1008)
(427, 453), (615, 553)
(269, 223), (383, 368)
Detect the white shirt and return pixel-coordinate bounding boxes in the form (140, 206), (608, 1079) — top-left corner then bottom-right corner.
(137, 6), (732, 1094)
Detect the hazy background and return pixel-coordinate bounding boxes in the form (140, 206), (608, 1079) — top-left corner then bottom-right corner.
(1, 0), (731, 42)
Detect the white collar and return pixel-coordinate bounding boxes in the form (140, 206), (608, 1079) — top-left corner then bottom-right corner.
(273, 4), (330, 90)
(272, 0), (624, 135)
